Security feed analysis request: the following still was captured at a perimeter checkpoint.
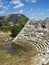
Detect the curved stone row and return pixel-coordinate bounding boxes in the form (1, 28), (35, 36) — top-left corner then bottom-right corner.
(16, 32), (49, 52)
(13, 19), (49, 53)
(17, 35), (49, 52)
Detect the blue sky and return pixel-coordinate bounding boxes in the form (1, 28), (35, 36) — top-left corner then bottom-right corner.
(0, 0), (49, 19)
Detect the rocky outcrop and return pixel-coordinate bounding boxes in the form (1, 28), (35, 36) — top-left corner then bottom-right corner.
(0, 14), (29, 25)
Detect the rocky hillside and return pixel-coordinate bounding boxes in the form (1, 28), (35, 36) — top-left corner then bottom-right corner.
(0, 14), (29, 25)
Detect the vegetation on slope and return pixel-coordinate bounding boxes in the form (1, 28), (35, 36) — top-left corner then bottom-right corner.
(0, 15), (28, 37)
(11, 18), (28, 37)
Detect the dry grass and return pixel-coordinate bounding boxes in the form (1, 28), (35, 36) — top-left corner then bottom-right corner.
(0, 32), (12, 44)
(0, 32), (38, 65)
(12, 42), (38, 57)
(0, 42), (38, 65)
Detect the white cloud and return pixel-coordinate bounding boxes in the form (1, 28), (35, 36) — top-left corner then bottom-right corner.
(10, 0), (24, 9)
(0, 1), (9, 10)
(41, 12), (45, 16)
(14, 3), (24, 9)
(3, 5), (9, 10)
(10, 0), (20, 4)
(19, 10), (23, 13)
(0, 11), (5, 14)
(26, 0), (37, 3)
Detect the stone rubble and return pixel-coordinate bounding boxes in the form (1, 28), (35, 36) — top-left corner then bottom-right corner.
(13, 18), (49, 65)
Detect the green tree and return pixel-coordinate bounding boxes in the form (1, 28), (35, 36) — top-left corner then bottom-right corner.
(11, 25), (21, 37)
(11, 18), (28, 37)
(0, 22), (2, 27)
